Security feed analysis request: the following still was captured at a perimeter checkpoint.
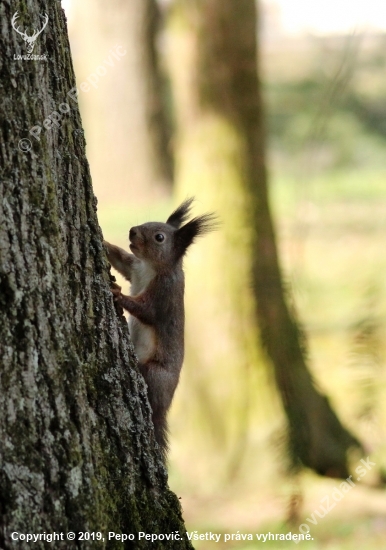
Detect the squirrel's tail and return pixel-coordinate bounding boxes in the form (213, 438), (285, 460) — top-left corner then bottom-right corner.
(138, 360), (171, 462)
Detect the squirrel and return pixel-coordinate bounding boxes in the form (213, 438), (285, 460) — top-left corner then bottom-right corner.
(103, 198), (216, 460)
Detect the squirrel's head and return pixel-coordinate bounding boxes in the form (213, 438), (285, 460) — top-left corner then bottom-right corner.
(129, 198), (217, 269)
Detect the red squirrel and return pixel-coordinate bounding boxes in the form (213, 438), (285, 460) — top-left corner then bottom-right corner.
(103, 198), (216, 459)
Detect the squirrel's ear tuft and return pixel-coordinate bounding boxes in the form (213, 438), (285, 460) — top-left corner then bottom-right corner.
(175, 213), (218, 257)
(166, 198), (195, 229)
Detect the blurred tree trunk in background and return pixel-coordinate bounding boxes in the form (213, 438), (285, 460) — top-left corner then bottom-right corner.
(0, 2), (191, 546)
(168, 0), (361, 478)
(69, 0), (173, 203)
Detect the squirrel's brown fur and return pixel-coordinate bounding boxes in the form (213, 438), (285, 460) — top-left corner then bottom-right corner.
(104, 198), (216, 460)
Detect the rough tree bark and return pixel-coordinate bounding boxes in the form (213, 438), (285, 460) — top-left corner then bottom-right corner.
(0, 1), (192, 548)
(172, 0), (361, 478)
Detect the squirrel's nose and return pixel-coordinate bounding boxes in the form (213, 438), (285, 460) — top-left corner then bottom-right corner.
(129, 228), (137, 240)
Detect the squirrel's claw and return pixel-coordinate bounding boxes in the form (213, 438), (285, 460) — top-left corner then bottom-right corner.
(110, 282), (122, 302)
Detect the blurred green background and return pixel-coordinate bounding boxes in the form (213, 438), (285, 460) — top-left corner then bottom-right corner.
(64, 0), (386, 547)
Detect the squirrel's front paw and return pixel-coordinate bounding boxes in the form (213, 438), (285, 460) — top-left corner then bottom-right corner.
(109, 282), (125, 315)
(110, 282), (122, 302)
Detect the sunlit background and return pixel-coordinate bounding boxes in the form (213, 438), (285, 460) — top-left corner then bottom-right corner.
(266, 0), (386, 34)
(63, 0), (386, 34)
(62, 1), (386, 548)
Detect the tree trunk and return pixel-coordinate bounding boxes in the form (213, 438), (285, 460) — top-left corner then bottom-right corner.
(0, 2), (191, 548)
(68, 0), (173, 204)
(170, 0), (361, 478)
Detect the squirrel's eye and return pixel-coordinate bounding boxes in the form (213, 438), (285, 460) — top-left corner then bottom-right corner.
(155, 233), (165, 243)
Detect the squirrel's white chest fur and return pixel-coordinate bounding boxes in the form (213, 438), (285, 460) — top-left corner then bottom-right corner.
(129, 259), (156, 363)
(130, 259), (156, 295)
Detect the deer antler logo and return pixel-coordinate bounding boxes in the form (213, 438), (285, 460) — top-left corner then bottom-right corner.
(12, 11), (48, 54)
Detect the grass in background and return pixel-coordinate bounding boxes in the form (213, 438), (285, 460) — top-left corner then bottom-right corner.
(97, 30), (386, 548)
(98, 166), (386, 549)
(98, 199), (173, 242)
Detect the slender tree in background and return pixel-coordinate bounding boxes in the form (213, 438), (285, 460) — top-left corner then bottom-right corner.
(169, 0), (361, 477)
(0, 2), (191, 547)
(69, 0), (173, 203)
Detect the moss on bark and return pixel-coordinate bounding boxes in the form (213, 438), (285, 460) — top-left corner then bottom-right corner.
(0, 1), (193, 548)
